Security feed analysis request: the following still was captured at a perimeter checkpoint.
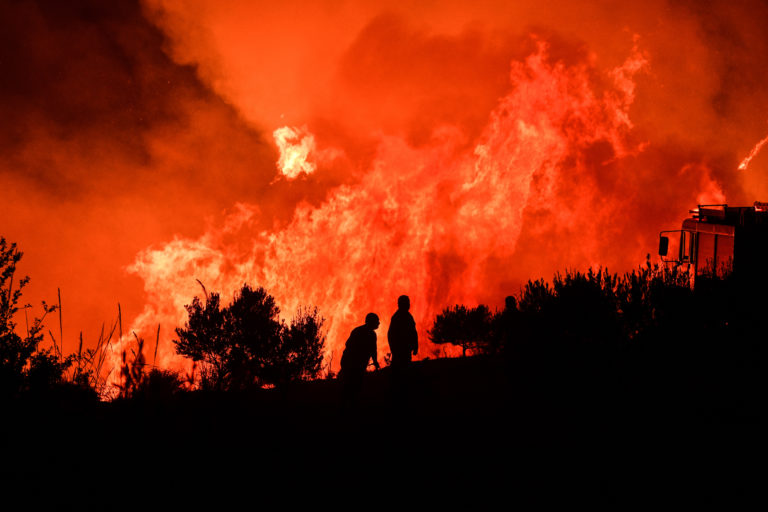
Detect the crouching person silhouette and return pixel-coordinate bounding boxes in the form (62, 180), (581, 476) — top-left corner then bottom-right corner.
(339, 312), (380, 408)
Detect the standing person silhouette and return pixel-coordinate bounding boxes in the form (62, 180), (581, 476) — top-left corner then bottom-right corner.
(387, 295), (418, 369)
(339, 313), (380, 407)
(497, 295), (518, 354)
(387, 295), (418, 407)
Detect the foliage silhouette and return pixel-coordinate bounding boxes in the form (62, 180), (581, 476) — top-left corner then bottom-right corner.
(499, 259), (760, 419)
(512, 261), (694, 346)
(428, 304), (493, 357)
(26, 348), (73, 393)
(174, 290), (229, 390)
(174, 283), (325, 390)
(421, 258), (762, 421)
(133, 368), (185, 400)
(268, 306), (325, 386)
(0, 237), (73, 398)
(118, 332), (147, 399)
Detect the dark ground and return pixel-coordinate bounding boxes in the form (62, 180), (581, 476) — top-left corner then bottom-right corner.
(1, 355), (760, 503)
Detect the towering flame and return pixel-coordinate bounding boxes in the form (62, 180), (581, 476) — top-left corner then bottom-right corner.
(122, 40), (672, 375)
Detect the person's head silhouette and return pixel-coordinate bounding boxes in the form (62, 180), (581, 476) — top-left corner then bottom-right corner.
(397, 295), (410, 311)
(365, 312), (380, 329)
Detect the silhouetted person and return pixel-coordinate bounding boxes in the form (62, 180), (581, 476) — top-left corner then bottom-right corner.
(387, 295), (418, 406)
(499, 295), (518, 352)
(339, 313), (380, 408)
(387, 295), (418, 368)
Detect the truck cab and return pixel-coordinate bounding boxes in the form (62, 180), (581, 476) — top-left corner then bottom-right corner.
(659, 202), (768, 282)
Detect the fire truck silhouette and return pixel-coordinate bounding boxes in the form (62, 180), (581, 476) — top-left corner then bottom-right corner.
(659, 202), (768, 282)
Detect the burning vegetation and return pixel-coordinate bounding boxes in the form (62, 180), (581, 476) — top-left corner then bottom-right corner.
(2, 1), (768, 385)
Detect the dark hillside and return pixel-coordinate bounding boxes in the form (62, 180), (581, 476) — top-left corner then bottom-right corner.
(1, 354), (758, 503)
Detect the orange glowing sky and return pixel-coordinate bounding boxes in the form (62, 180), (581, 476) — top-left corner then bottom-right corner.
(3, 0), (768, 377)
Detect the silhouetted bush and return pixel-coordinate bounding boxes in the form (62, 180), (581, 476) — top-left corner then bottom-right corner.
(511, 262), (694, 351)
(174, 284), (325, 390)
(491, 259), (760, 418)
(133, 368), (185, 399)
(265, 306), (325, 386)
(115, 329), (189, 400)
(174, 290), (229, 390)
(26, 348), (72, 392)
(118, 333), (147, 399)
(428, 304), (493, 357)
(519, 267), (622, 349)
(422, 258), (764, 419)
(0, 237), (73, 398)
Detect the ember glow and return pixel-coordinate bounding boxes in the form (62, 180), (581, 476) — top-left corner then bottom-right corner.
(738, 134), (768, 171)
(273, 126), (317, 179)
(3, 0), (768, 381)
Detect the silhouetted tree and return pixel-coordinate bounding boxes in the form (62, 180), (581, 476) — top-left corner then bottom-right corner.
(174, 291), (230, 390)
(225, 284), (283, 389)
(174, 284), (325, 390)
(428, 304), (493, 357)
(0, 237), (70, 397)
(264, 306), (325, 387)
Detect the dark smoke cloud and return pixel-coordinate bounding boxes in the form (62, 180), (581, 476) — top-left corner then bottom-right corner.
(1, 0), (274, 207)
(0, 0), (301, 344)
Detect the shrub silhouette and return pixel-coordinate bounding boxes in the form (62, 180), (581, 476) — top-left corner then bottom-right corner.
(133, 368), (185, 400)
(26, 348), (73, 393)
(225, 284), (283, 389)
(421, 261), (743, 416)
(174, 283), (325, 390)
(118, 333), (147, 399)
(265, 306), (325, 386)
(498, 260), (762, 417)
(513, 262), (693, 349)
(0, 237), (72, 397)
(174, 290), (229, 390)
(428, 304), (493, 357)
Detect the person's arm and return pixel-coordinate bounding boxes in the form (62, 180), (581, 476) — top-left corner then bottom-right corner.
(411, 315), (418, 355)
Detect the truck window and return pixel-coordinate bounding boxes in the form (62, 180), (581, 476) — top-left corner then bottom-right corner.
(680, 230), (694, 263)
(715, 235), (734, 277)
(697, 232), (716, 276)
